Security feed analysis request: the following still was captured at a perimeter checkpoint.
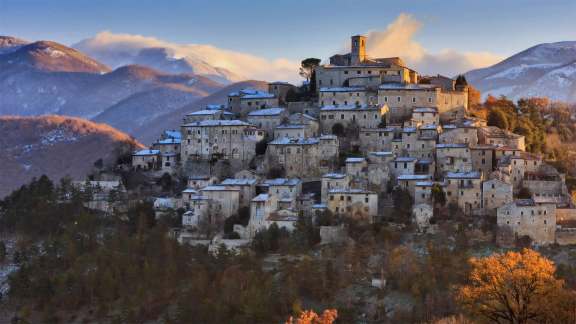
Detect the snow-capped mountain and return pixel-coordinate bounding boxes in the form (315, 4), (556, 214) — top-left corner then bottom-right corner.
(73, 40), (244, 84)
(0, 37), (225, 128)
(0, 115), (142, 197)
(465, 41), (576, 102)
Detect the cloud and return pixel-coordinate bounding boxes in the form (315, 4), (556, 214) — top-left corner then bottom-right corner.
(364, 14), (502, 76)
(74, 31), (300, 82)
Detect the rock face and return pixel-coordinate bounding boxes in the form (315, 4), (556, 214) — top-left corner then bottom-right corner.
(465, 41), (576, 102)
(0, 115), (143, 197)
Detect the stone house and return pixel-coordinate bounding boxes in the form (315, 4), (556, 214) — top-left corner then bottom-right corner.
(496, 153), (542, 190)
(132, 149), (160, 170)
(180, 120), (264, 165)
(268, 81), (295, 105)
(262, 178), (302, 207)
(444, 171), (482, 214)
(358, 126), (399, 152)
(397, 174), (432, 198)
(482, 179), (513, 213)
(199, 185), (241, 223)
(319, 87), (375, 107)
(497, 199), (556, 245)
(470, 144), (496, 176)
(377, 83), (467, 122)
(439, 124), (478, 145)
(265, 136), (339, 178)
(248, 193), (279, 238)
(414, 181), (443, 205)
(246, 107), (288, 136)
(411, 107), (439, 125)
(219, 178), (258, 207)
(478, 126), (526, 151)
(182, 195), (211, 228)
(227, 88), (279, 115)
(319, 104), (387, 133)
(187, 175), (216, 190)
(390, 156), (417, 177)
(436, 143), (473, 174)
(366, 151), (394, 188)
(183, 109), (235, 123)
(289, 113), (320, 134)
(321, 173), (350, 203)
(345, 157), (367, 178)
(326, 188), (378, 222)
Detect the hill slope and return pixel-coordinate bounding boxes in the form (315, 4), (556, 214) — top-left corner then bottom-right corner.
(0, 115), (142, 197)
(132, 80), (268, 143)
(465, 41), (576, 102)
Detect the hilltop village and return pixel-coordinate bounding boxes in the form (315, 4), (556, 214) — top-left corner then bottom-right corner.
(120, 35), (576, 249)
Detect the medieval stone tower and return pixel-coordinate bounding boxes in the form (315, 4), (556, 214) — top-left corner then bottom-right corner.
(350, 35), (367, 65)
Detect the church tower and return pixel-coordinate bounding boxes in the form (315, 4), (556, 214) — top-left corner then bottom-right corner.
(350, 35), (367, 65)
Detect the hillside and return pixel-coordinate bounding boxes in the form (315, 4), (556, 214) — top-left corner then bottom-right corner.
(0, 115), (142, 197)
(131, 80), (269, 143)
(465, 41), (576, 102)
(0, 37), (225, 122)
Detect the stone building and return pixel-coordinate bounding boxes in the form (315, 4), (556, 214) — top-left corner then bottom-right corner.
(219, 178), (258, 207)
(326, 188), (378, 222)
(397, 174), (432, 198)
(182, 195), (211, 228)
(183, 109), (235, 123)
(180, 120), (264, 165)
(319, 104), (387, 133)
(478, 126), (526, 151)
(262, 178), (302, 207)
(247, 193), (279, 238)
(439, 124), (478, 145)
(268, 81), (295, 105)
(390, 156), (418, 177)
(265, 136), (339, 178)
(436, 143), (473, 174)
(497, 199), (556, 245)
(470, 144), (496, 176)
(132, 149), (160, 170)
(228, 88), (279, 115)
(496, 153), (542, 190)
(199, 185), (241, 222)
(358, 126), (399, 152)
(482, 179), (513, 213)
(246, 107), (288, 136)
(410, 107), (439, 125)
(321, 173), (350, 203)
(444, 171), (482, 214)
(319, 87), (375, 107)
(377, 83), (467, 122)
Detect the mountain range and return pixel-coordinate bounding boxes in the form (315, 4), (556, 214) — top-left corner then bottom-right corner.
(465, 41), (576, 102)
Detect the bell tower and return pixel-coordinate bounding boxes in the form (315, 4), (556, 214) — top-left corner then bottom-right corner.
(350, 35), (367, 65)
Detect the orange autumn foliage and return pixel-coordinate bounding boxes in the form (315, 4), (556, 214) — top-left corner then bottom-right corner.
(457, 249), (571, 323)
(285, 309), (338, 324)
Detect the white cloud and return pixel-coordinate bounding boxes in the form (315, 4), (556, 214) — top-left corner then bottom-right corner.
(74, 31), (300, 82)
(364, 14), (502, 76)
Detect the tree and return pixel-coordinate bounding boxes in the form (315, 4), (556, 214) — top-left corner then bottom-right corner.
(517, 186), (532, 199)
(331, 123), (345, 137)
(458, 249), (571, 323)
(0, 241), (6, 262)
(431, 183), (446, 207)
(487, 108), (509, 130)
(256, 139), (268, 155)
(299, 58), (321, 85)
(285, 309), (338, 324)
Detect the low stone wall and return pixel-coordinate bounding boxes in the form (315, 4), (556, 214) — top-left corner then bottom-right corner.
(556, 228), (576, 245)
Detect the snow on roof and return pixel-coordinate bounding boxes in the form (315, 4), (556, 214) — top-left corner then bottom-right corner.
(415, 181), (436, 187)
(220, 178), (257, 186)
(436, 143), (468, 149)
(186, 109), (233, 116)
(183, 120), (252, 127)
(156, 138), (181, 145)
(397, 174), (431, 181)
(445, 171), (481, 179)
(312, 204), (327, 209)
(247, 107), (285, 116)
(182, 188), (198, 194)
(275, 124), (305, 129)
(269, 81), (292, 85)
(419, 124), (439, 130)
(206, 104), (226, 110)
(201, 185), (240, 192)
(328, 188), (375, 194)
(369, 151), (393, 157)
(413, 107), (438, 113)
(133, 149), (160, 156)
(322, 173), (347, 179)
(346, 157), (365, 163)
(394, 156), (417, 162)
(320, 104), (378, 111)
(230, 88), (275, 99)
(252, 193), (271, 202)
(320, 134), (338, 140)
(290, 113), (317, 121)
(268, 137), (320, 145)
(163, 130), (181, 139)
(263, 178), (301, 186)
(379, 83), (438, 90)
(319, 86), (366, 92)
(402, 127), (417, 133)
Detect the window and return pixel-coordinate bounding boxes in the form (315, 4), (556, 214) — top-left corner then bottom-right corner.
(397, 96), (401, 103)
(412, 97), (416, 103)
(384, 96), (388, 102)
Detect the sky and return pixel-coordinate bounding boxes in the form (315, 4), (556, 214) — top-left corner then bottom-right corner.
(1, 0), (575, 81)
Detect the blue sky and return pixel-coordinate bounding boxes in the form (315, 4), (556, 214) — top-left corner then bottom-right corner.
(1, 0), (575, 80)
